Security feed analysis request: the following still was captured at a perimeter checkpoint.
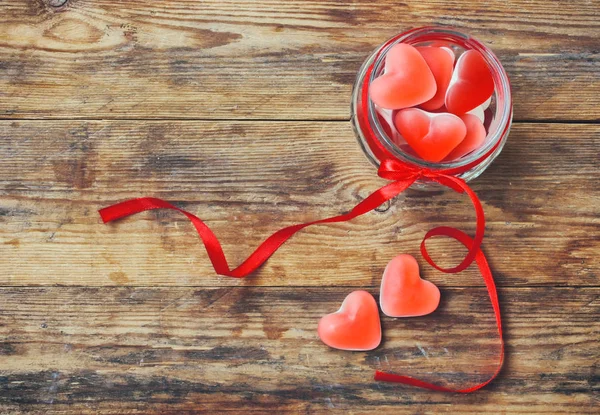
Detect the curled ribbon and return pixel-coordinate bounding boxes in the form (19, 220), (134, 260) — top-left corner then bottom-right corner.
(374, 228), (504, 393)
(99, 28), (507, 393)
(98, 159), (483, 277)
(99, 157), (503, 392)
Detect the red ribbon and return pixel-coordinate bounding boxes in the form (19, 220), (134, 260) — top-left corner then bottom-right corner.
(99, 160), (484, 276)
(99, 158), (503, 392)
(374, 229), (504, 393)
(99, 29), (506, 393)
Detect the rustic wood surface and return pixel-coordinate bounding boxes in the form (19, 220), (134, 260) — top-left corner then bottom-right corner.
(0, 287), (598, 414)
(1, 0), (599, 121)
(0, 0), (599, 414)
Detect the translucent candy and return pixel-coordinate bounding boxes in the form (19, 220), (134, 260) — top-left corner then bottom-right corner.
(467, 95), (492, 122)
(417, 46), (455, 111)
(394, 108), (467, 162)
(380, 254), (440, 318)
(317, 291), (381, 351)
(445, 114), (487, 161)
(369, 44), (437, 110)
(445, 50), (494, 114)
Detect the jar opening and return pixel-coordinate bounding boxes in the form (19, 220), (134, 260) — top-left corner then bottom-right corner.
(355, 27), (512, 172)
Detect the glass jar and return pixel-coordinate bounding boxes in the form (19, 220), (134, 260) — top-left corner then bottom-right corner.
(351, 27), (512, 185)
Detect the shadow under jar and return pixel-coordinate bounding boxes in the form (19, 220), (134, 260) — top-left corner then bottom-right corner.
(351, 27), (513, 188)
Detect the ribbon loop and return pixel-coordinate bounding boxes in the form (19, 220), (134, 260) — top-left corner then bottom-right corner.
(99, 157), (500, 393)
(375, 229), (504, 393)
(420, 175), (485, 274)
(377, 161), (485, 274)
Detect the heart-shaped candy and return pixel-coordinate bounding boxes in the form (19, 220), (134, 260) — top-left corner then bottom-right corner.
(445, 114), (487, 161)
(417, 46), (455, 111)
(445, 50), (495, 115)
(394, 108), (467, 162)
(369, 43), (437, 110)
(380, 254), (440, 318)
(317, 290), (381, 351)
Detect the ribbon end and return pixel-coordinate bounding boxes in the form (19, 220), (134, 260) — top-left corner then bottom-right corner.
(98, 208), (112, 224)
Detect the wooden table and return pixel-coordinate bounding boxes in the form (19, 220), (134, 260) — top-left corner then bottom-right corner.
(1, 1), (598, 413)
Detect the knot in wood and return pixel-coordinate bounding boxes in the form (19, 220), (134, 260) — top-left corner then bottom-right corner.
(47, 0), (68, 7)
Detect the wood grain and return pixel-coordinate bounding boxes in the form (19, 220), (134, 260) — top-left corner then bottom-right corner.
(0, 286), (598, 414)
(0, 0), (598, 120)
(1, 121), (598, 287)
(1, 1), (599, 412)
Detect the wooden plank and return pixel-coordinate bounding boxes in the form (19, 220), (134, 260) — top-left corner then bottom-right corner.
(0, 286), (597, 414)
(0, 0), (598, 120)
(1, 121), (598, 287)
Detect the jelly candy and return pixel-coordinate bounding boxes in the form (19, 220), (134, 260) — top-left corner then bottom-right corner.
(445, 114), (487, 161)
(445, 50), (494, 114)
(370, 44), (437, 110)
(380, 254), (440, 318)
(441, 46), (456, 60)
(394, 108), (467, 162)
(417, 46), (455, 111)
(318, 291), (381, 351)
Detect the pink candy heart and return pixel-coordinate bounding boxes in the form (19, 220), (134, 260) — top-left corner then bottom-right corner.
(445, 113), (487, 161)
(380, 254), (440, 318)
(317, 291), (381, 351)
(394, 108), (466, 162)
(370, 44), (437, 110)
(417, 46), (455, 111)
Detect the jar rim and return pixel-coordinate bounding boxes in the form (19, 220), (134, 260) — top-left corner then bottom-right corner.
(364, 26), (513, 170)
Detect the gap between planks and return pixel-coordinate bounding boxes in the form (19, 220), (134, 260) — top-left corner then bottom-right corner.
(0, 118), (598, 124)
(0, 284), (599, 289)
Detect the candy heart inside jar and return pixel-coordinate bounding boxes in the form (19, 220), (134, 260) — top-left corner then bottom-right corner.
(351, 27), (513, 186)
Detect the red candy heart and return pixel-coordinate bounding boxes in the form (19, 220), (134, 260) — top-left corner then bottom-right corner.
(445, 50), (495, 115)
(380, 254), (440, 318)
(317, 291), (381, 351)
(394, 108), (467, 162)
(369, 44), (437, 110)
(417, 46), (455, 111)
(445, 113), (487, 161)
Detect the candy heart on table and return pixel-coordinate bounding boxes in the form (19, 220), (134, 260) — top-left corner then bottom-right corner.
(394, 108), (467, 162)
(369, 43), (437, 110)
(417, 46), (455, 111)
(317, 290), (381, 351)
(445, 113), (487, 161)
(445, 50), (495, 115)
(380, 254), (440, 318)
